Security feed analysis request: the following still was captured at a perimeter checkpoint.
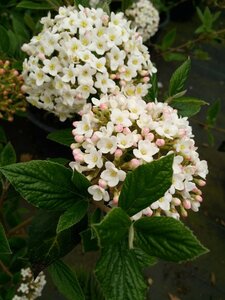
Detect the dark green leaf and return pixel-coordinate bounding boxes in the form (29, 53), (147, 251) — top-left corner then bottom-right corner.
(74, 0), (90, 7)
(0, 25), (10, 53)
(28, 210), (86, 274)
(80, 228), (99, 252)
(92, 208), (131, 247)
(206, 100), (220, 126)
(0, 223), (12, 254)
(47, 128), (74, 147)
(48, 260), (85, 300)
(169, 58), (191, 96)
(171, 97), (207, 117)
(0, 127), (7, 144)
(145, 73), (158, 102)
(72, 170), (91, 196)
(95, 240), (148, 300)
(57, 200), (88, 233)
(0, 142), (16, 166)
(121, 0), (133, 11)
(0, 161), (84, 210)
(17, 1), (52, 9)
(47, 157), (70, 165)
(163, 52), (186, 62)
(118, 155), (174, 216)
(161, 28), (176, 50)
(134, 216), (208, 263)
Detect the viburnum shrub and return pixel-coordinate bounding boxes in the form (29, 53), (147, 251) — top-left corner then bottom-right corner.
(125, 0), (160, 42)
(21, 5), (156, 121)
(0, 59), (209, 299)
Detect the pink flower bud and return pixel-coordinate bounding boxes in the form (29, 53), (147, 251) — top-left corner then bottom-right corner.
(70, 143), (77, 150)
(75, 135), (84, 143)
(113, 196), (119, 205)
(140, 70), (149, 76)
(13, 70), (19, 76)
(101, 15), (109, 25)
(119, 67), (125, 73)
(99, 179), (107, 189)
(172, 197), (181, 206)
(195, 195), (203, 202)
(146, 102), (154, 111)
(99, 103), (108, 110)
(142, 76), (150, 83)
(178, 128), (186, 137)
(141, 128), (149, 136)
(91, 133), (99, 143)
(21, 85), (27, 92)
(183, 200), (191, 210)
(72, 149), (81, 156)
(192, 188), (202, 195)
(115, 124), (123, 132)
(197, 179), (206, 187)
(143, 207), (153, 216)
(38, 53), (45, 60)
(114, 149), (123, 159)
(72, 121), (79, 127)
(119, 80), (126, 87)
(123, 127), (131, 134)
(74, 153), (84, 162)
(110, 74), (116, 80)
(146, 133), (154, 141)
(156, 139), (165, 147)
(115, 73), (120, 79)
(130, 158), (140, 169)
(0, 69), (5, 75)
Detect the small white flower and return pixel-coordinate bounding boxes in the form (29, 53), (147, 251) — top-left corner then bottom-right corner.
(101, 162), (126, 187)
(110, 108), (132, 127)
(133, 140), (159, 162)
(88, 185), (109, 201)
(84, 148), (103, 169)
(97, 136), (117, 154)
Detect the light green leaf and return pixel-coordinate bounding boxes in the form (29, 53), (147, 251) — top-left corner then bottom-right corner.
(134, 216), (208, 263)
(169, 58), (191, 96)
(92, 208), (131, 247)
(0, 142), (16, 167)
(0, 161), (84, 210)
(118, 155), (174, 217)
(95, 240), (148, 300)
(48, 260), (85, 300)
(171, 97), (207, 117)
(17, 1), (52, 9)
(57, 200), (88, 233)
(0, 222), (12, 254)
(47, 128), (74, 147)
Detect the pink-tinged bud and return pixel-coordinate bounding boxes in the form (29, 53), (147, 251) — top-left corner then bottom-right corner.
(146, 102), (154, 111)
(99, 179), (107, 189)
(91, 133), (99, 143)
(70, 143), (77, 150)
(101, 15), (109, 25)
(119, 67), (125, 73)
(72, 121), (79, 127)
(72, 149), (81, 156)
(130, 158), (140, 169)
(123, 127), (131, 134)
(143, 207), (153, 216)
(146, 133), (154, 142)
(119, 80), (126, 87)
(0, 69), (5, 75)
(192, 188), (202, 195)
(172, 197), (181, 206)
(113, 196), (119, 205)
(195, 195), (203, 202)
(74, 153), (84, 162)
(156, 139), (165, 147)
(21, 85), (27, 92)
(13, 70), (19, 76)
(181, 208), (188, 217)
(110, 74), (116, 80)
(99, 103), (108, 110)
(75, 135), (84, 143)
(178, 128), (186, 137)
(140, 70), (149, 76)
(76, 93), (83, 100)
(197, 179), (206, 186)
(141, 128), (149, 136)
(115, 73), (120, 79)
(72, 129), (77, 136)
(114, 149), (123, 159)
(142, 76), (150, 83)
(5, 60), (10, 66)
(183, 200), (191, 210)
(115, 124), (123, 132)
(38, 53), (45, 60)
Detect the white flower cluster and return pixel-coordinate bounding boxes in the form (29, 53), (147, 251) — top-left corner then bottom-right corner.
(70, 93), (208, 220)
(12, 268), (46, 300)
(21, 5), (156, 121)
(125, 0), (160, 42)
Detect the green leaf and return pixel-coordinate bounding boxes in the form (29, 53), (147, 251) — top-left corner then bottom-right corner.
(95, 240), (148, 300)
(118, 155), (174, 217)
(47, 128), (74, 147)
(93, 208), (131, 247)
(134, 216), (208, 263)
(17, 1), (52, 9)
(48, 260), (85, 300)
(145, 73), (158, 102)
(161, 28), (176, 50)
(206, 99), (220, 126)
(163, 52), (186, 62)
(80, 228), (99, 252)
(169, 58), (191, 96)
(0, 160), (84, 210)
(171, 97), (207, 117)
(28, 210), (86, 274)
(0, 223), (12, 254)
(0, 25), (10, 53)
(0, 142), (16, 167)
(122, 0), (133, 11)
(74, 0), (89, 7)
(57, 200), (88, 233)
(47, 157), (70, 165)
(72, 170), (91, 196)
(0, 127), (7, 144)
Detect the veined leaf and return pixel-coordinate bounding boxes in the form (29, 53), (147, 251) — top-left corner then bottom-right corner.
(0, 222), (12, 254)
(47, 128), (74, 147)
(171, 97), (207, 117)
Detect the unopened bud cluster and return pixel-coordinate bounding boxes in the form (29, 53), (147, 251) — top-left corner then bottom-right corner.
(70, 93), (208, 220)
(22, 5), (156, 121)
(0, 60), (26, 122)
(125, 0), (160, 42)
(12, 267), (46, 300)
